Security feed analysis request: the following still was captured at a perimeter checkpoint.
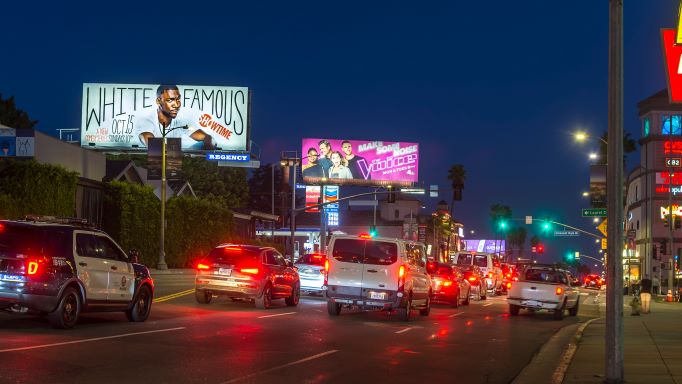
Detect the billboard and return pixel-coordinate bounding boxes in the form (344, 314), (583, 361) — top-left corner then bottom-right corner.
(81, 83), (249, 152)
(0, 128), (34, 157)
(324, 186), (340, 227)
(463, 240), (505, 254)
(305, 186), (321, 213)
(301, 138), (418, 186)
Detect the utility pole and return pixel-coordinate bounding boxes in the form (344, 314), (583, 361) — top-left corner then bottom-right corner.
(605, 0), (624, 382)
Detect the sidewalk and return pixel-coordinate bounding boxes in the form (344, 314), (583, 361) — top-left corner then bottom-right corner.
(563, 297), (682, 384)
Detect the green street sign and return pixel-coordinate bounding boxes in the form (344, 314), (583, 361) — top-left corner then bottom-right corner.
(581, 208), (607, 217)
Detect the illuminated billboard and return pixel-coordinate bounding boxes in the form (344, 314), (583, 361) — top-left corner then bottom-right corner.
(301, 138), (418, 186)
(463, 240), (505, 254)
(81, 83), (249, 152)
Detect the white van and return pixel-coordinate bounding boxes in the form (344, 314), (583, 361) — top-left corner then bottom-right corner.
(325, 234), (432, 321)
(452, 252), (503, 295)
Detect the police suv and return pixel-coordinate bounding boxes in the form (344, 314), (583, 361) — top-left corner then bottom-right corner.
(0, 217), (154, 329)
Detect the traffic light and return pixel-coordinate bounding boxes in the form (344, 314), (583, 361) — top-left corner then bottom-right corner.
(498, 220), (507, 230)
(542, 220), (551, 232)
(565, 251), (574, 261)
(537, 244), (545, 254)
(369, 225), (378, 237)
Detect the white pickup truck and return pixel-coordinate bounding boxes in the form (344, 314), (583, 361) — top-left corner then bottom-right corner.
(507, 265), (581, 320)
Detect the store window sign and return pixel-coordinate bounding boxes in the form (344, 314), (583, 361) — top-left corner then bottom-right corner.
(660, 205), (682, 219)
(656, 172), (682, 184)
(655, 185), (682, 195)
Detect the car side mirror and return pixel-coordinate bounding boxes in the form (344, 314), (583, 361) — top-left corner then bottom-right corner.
(128, 250), (139, 264)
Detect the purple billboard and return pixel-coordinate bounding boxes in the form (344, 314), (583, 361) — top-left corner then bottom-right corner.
(301, 138), (419, 186)
(463, 240), (505, 254)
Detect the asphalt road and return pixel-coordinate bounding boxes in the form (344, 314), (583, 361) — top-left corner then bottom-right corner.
(0, 274), (604, 384)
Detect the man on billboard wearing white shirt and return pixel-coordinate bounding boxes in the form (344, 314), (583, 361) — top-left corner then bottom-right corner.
(136, 85), (215, 150)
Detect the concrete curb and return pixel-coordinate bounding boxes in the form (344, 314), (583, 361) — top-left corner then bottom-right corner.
(512, 317), (601, 384)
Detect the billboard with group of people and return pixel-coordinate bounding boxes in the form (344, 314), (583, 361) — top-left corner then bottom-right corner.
(301, 138), (419, 186)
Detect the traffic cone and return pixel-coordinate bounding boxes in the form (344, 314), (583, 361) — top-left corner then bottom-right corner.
(666, 290), (673, 302)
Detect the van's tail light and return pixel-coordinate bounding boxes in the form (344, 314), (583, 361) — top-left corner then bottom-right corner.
(467, 275), (478, 284)
(506, 282), (512, 289)
(488, 272), (493, 279)
(324, 260), (330, 286)
(442, 280), (453, 287)
(196, 263), (210, 270)
(397, 265), (406, 291)
(240, 268), (259, 275)
(555, 287), (564, 295)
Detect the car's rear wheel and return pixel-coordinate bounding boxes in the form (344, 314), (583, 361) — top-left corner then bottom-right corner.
(126, 285), (152, 322)
(285, 282), (300, 307)
(195, 290), (212, 304)
(509, 304), (520, 316)
(568, 298), (579, 316)
(451, 289), (460, 308)
(419, 295), (431, 316)
(396, 295), (412, 322)
(463, 288), (471, 306)
(327, 300), (341, 316)
(48, 287), (81, 329)
(255, 283), (273, 309)
(554, 301), (566, 320)
(480, 289), (487, 300)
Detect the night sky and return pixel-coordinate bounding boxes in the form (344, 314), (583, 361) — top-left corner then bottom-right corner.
(2, 1), (679, 266)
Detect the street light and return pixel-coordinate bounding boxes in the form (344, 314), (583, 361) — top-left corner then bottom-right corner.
(574, 130), (608, 145)
(582, 191), (590, 197)
(280, 151), (300, 263)
(589, 152), (599, 160)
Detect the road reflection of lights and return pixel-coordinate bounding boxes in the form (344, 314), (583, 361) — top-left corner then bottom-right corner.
(466, 320), (473, 327)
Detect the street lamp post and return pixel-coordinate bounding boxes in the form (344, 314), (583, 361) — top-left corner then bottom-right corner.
(280, 151), (300, 263)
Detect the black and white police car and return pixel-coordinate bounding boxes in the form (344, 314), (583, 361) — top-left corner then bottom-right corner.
(0, 217), (154, 329)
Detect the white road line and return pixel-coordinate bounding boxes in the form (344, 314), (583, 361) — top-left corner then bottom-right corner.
(221, 350), (339, 384)
(448, 312), (464, 318)
(395, 327), (414, 334)
(257, 311), (297, 319)
(0, 327), (186, 353)
(483, 303), (494, 307)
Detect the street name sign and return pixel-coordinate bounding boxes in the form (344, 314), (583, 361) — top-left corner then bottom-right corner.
(582, 208), (607, 217)
(554, 230), (579, 237)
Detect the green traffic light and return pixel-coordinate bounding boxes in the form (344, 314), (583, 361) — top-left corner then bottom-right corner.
(499, 221), (507, 229)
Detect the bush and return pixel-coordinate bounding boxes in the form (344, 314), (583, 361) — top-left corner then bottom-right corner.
(0, 159), (77, 218)
(101, 181), (160, 267)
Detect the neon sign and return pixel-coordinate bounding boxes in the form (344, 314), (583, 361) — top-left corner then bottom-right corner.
(661, 204), (682, 219)
(664, 140), (682, 154)
(657, 172), (682, 184)
(656, 185), (682, 195)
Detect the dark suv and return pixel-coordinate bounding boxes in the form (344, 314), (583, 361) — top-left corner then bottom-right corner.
(0, 218), (154, 329)
(194, 244), (300, 309)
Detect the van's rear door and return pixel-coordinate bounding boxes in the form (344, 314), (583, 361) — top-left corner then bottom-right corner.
(328, 238), (365, 298)
(361, 240), (399, 296)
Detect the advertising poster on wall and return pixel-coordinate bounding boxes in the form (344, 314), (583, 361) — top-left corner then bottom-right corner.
(81, 83), (249, 152)
(301, 138), (418, 187)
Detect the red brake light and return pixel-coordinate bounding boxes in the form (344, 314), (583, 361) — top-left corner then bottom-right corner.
(312, 255), (323, 259)
(197, 263), (210, 270)
(0, 223), (4, 233)
(467, 276), (478, 282)
(324, 259), (330, 272)
(240, 268), (259, 275)
(443, 280), (453, 287)
(224, 246), (242, 251)
(555, 287), (564, 295)
(359, 233), (372, 239)
(27, 261), (40, 275)
(506, 282), (512, 289)
(399, 265), (406, 278)
(488, 272), (493, 279)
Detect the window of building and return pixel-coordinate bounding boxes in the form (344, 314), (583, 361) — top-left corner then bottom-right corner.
(394, 209), (400, 219)
(643, 118), (650, 137)
(637, 220), (640, 230)
(662, 115), (682, 135)
(635, 185), (639, 201)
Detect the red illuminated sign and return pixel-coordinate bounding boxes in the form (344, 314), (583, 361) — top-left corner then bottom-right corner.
(663, 29), (682, 103)
(664, 140), (682, 154)
(657, 172), (682, 184)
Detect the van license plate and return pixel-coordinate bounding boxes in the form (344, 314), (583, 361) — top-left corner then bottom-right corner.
(217, 268), (232, 276)
(370, 292), (386, 300)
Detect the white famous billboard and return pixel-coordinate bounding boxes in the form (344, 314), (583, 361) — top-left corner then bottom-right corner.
(81, 83), (249, 152)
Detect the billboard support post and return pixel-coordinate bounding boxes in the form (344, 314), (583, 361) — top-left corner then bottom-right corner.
(281, 151), (300, 263)
(158, 137), (168, 270)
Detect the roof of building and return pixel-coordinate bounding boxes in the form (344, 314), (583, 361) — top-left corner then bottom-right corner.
(638, 89), (682, 116)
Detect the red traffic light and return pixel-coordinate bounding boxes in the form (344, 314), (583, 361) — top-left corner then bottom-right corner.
(537, 244), (545, 254)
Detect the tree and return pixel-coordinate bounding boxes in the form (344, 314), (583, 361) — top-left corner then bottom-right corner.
(506, 226), (527, 261)
(489, 204), (512, 258)
(445, 164), (466, 255)
(248, 164), (285, 216)
(0, 94), (37, 128)
(182, 157), (249, 209)
(596, 131), (636, 166)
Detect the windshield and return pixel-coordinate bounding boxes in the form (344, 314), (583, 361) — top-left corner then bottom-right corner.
(206, 247), (259, 266)
(454, 253), (473, 266)
(295, 254), (325, 266)
(524, 269), (567, 284)
(474, 254), (488, 268)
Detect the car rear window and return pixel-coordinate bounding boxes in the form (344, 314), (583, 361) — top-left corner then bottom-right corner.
(455, 253), (473, 266)
(524, 269), (566, 284)
(331, 238), (398, 265)
(295, 254), (325, 266)
(332, 239), (365, 263)
(474, 254), (488, 268)
(206, 247), (259, 266)
(364, 241), (398, 266)
(0, 225), (45, 258)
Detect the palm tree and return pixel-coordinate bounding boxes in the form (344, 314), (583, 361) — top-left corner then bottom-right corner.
(446, 164), (466, 255)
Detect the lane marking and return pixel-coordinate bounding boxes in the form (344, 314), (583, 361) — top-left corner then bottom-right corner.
(257, 312), (297, 319)
(153, 289), (195, 303)
(448, 312), (464, 318)
(221, 349), (339, 383)
(0, 327), (186, 353)
(483, 303), (494, 307)
(395, 327), (414, 334)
